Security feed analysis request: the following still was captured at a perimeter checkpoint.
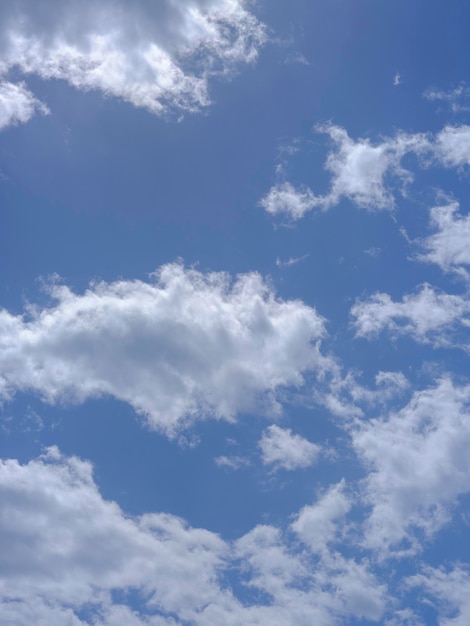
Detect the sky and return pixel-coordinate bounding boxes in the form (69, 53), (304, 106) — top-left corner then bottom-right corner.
(1, 1), (470, 624)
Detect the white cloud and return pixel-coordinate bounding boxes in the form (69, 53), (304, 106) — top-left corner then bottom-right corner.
(0, 263), (329, 435)
(0, 0), (266, 116)
(0, 448), (387, 626)
(408, 565), (470, 626)
(0, 80), (49, 130)
(351, 283), (470, 349)
(259, 424), (320, 470)
(291, 480), (351, 553)
(261, 124), (430, 218)
(418, 201), (470, 273)
(352, 378), (470, 554)
(434, 125), (470, 168)
(424, 84), (470, 113)
(214, 454), (250, 469)
(259, 181), (321, 220)
(319, 124), (428, 211)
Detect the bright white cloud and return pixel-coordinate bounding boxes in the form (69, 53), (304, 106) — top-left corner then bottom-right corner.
(353, 378), (470, 554)
(0, 448), (387, 626)
(418, 201), (470, 273)
(351, 283), (470, 349)
(0, 0), (266, 116)
(0, 80), (49, 130)
(0, 263), (329, 435)
(319, 124), (427, 211)
(258, 424), (320, 470)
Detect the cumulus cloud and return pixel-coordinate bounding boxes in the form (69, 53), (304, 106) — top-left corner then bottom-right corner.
(418, 201), (470, 273)
(0, 80), (49, 130)
(258, 424), (320, 470)
(353, 378), (470, 554)
(0, 448), (387, 626)
(351, 283), (470, 349)
(0, 263), (329, 434)
(0, 0), (266, 117)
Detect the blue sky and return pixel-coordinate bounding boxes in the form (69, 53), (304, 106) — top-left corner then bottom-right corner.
(1, 1), (470, 624)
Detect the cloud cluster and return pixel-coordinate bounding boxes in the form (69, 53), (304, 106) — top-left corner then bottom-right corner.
(0, 263), (329, 434)
(353, 378), (470, 554)
(0, 0), (266, 126)
(0, 448), (387, 626)
(261, 123), (470, 219)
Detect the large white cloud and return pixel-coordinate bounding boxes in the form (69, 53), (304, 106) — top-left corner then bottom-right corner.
(350, 283), (470, 349)
(0, 263), (329, 434)
(0, 448), (387, 626)
(0, 0), (266, 122)
(352, 379), (470, 555)
(0, 79), (49, 130)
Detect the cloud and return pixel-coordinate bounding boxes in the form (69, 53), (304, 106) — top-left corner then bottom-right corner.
(0, 0), (266, 117)
(0, 448), (387, 626)
(434, 125), (470, 168)
(0, 263), (329, 435)
(259, 182), (320, 220)
(408, 565), (470, 626)
(261, 124), (430, 218)
(291, 480), (351, 553)
(418, 201), (470, 273)
(352, 378), (470, 554)
(214, 454), (250, 469)
(424, 84), (470, 113)
(0, 80), (49, 130)
(351, 283), (470, 349)
(258, 424), (320, 470)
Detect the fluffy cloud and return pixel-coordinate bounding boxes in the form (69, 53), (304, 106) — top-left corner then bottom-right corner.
(418, 201), (470, 273)
(0, 448), (387, 626)
(0, 80), (49, 130)
(350, 283), (470, 349)
(0, 0), (266, 117)
(258, 424), (320, 470)
(353, 378), (470, 554)
(0, 263), (329, 434)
